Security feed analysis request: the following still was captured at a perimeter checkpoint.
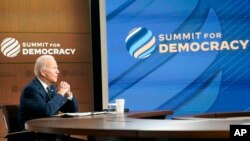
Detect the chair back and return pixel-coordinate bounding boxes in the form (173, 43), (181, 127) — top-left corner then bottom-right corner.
(1, 104), (21, 133)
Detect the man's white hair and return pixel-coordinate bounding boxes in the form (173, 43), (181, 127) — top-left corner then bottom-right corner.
(34, 55), (55, 77)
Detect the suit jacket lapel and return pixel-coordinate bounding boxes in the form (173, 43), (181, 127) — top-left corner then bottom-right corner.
(33, 77), (51, 101)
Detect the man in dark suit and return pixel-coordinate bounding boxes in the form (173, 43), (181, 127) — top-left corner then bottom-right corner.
(19, 55), (78, 141)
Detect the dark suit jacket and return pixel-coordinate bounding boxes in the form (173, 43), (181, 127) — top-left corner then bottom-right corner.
(19, 77), (78, 130)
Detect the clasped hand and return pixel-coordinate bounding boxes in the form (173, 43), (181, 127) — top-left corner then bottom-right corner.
(57, 81), (72, 98)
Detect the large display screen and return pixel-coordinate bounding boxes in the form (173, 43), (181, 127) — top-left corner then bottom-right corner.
(100, 0), (250, 116)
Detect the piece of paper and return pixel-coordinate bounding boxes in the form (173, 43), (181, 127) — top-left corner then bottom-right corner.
(53, 111), (107, 117)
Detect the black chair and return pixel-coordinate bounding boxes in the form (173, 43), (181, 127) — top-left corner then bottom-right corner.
(0, 104), (37, 141)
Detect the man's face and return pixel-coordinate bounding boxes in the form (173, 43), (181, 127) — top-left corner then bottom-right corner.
(42, 59), (59, 84)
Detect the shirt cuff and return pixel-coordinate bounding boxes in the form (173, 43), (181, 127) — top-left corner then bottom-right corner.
(66, 92), (73, 100)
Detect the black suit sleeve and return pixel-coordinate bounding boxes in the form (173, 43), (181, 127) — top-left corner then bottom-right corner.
(50, 85), (78, 113)
(60, 97), (78, 113)
(21, 86), (68, 117)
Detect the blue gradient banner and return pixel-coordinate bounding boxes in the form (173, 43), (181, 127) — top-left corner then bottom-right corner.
(105, 0), (250, 116)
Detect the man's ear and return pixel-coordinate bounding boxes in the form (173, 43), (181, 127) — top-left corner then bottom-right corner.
(40, 69), (46, 77)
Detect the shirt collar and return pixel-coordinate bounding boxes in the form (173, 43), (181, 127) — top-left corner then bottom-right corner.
(37, 77), (49, 92)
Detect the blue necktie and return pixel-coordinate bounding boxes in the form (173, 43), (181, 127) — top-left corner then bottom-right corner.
(47, 86), (52, 100)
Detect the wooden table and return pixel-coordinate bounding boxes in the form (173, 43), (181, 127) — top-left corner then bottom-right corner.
(25, 111), (250, 140)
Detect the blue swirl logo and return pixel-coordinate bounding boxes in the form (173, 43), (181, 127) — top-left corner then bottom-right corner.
(125, 27), (156, 59)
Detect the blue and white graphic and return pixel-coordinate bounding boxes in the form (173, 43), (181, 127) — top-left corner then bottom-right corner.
(125, 27), (156, 59)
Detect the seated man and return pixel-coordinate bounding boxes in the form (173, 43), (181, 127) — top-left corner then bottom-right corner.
(19, 55), (78, 141)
